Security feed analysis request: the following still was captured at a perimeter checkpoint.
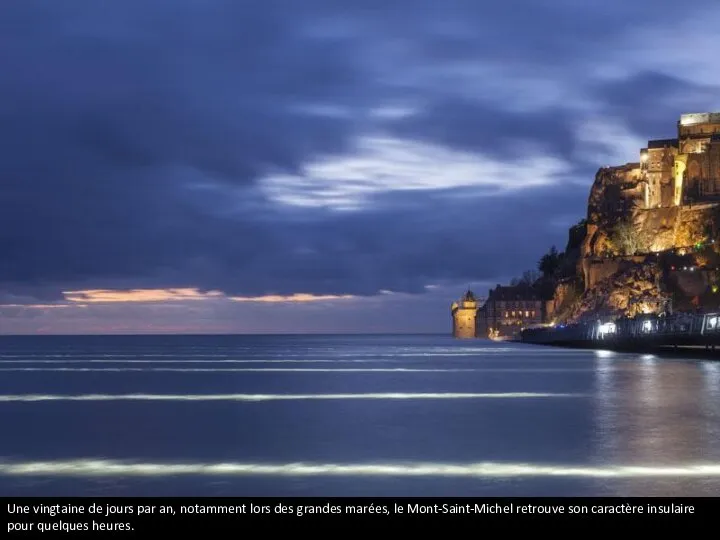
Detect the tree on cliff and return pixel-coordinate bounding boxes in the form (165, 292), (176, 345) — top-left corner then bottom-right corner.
(610, 217), (639, 256)
(538, 246), (563, 277)
(510, 269), (540, 287)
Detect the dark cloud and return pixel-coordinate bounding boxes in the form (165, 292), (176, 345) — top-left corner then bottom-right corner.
(387, 100), (579, 161)
(0, 0), (717, 321)
(592, 71), (720, 140)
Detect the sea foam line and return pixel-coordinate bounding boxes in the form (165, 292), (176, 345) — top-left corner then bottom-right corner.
(0, 392), (580, 402)
(0, 367), (597, 373)
(0, 356), (586, 364)
(0, 357), (575, 366)
(0, 350), (515, 359)
(0, 359), (370, 364)
(0, 348), (523, 358)
(0, 459), (718, 478)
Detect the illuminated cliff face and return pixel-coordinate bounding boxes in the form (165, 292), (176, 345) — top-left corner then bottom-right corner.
(582, 113), (720, 261)
(557, 113), (720, 321)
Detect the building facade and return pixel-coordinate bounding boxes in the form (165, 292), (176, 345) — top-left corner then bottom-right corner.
(450, 290), (479, 338)
(477, 284), (543, 339)
(591, 113), (720, 211)
(640, 112), (720, 208)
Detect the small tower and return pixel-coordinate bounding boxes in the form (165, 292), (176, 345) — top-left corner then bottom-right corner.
(451, 290), (478, 339)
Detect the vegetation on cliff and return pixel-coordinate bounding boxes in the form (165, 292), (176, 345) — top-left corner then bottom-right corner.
(512, 112), (720, 323)
(522, 177), (720, 324)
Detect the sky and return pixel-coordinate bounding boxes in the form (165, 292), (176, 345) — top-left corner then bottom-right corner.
(1, 1), (719, 335)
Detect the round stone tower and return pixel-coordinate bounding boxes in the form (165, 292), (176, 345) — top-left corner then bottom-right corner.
(451, 290), (478, 339)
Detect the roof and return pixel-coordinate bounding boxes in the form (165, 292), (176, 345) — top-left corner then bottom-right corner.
(605, 162), (640, 172)
(680, 112), (720, 125)
(462, 290), (476, 301)
(487, 284), (540, 301)
(647, 138), (678, 149)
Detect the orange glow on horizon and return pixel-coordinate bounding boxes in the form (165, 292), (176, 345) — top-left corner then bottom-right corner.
(229, 293), (355, 303)
(61, 288), (355, 304)
(0, 303), (86, 310)
(63, 288), (225, 303)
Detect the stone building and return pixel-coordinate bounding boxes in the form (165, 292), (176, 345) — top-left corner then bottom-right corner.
(640, 112), (720, 208)
(477, 284), (543, 339)
(586, 113), (720, 214)
(641, 138), (677, 208)
(450, 290), (479, 339)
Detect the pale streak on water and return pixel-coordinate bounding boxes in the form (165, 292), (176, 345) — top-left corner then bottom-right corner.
(0, 334), (719, 496)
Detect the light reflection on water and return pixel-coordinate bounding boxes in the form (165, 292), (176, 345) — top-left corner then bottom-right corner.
(0, 334), (718, 496)
(593, 350), (720, 496)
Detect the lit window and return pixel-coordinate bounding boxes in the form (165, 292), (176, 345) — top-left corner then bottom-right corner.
(525, 311), (529, 317)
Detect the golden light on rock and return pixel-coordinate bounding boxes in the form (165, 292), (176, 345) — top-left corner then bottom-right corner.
(475, 112), (720, 330)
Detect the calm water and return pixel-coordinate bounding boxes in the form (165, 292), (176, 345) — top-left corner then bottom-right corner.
(0, 334), (718, 497)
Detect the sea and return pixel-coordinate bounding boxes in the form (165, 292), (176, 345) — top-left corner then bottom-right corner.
(0, 334), (719, 497)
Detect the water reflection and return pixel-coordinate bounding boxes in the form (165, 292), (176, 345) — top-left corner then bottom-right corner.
(594, 352), (720, 495)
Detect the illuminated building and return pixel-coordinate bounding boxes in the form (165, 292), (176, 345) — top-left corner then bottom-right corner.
(477, 284), (543, 340)
(450, 290), (479, 339)
(639, 112), (720, 208)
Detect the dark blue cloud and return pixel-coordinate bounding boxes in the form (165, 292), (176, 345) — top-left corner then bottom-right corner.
(0, 0), (718, 319)
(592, 71), (720, 139)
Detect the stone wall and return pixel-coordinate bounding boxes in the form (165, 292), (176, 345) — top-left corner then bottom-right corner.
(452, 308), (477, 339)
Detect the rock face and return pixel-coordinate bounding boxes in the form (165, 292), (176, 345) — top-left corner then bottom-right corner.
(671, 269), (710, 297)
(632, 207), (679, 252)
(581, 255), (647, 289)
(542, 112), (720, 322)
(545, 280), (576, 322)
(582, 166), (715, 260)
(633, 205), (715, 253)
(551, 172), (720, 322)
(565, 262), (669, 322)
(582, 166), (645, 259)
(587, 164), (644, 228)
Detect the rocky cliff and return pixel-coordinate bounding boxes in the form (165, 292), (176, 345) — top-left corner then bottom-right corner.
(564, 261), (669, 322)
(546, 167), (720, 323)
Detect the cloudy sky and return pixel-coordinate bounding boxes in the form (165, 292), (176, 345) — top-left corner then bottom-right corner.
(1, 1), (719, 334)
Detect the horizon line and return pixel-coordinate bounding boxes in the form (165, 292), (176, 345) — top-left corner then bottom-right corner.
(0, 331), (456, 337)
